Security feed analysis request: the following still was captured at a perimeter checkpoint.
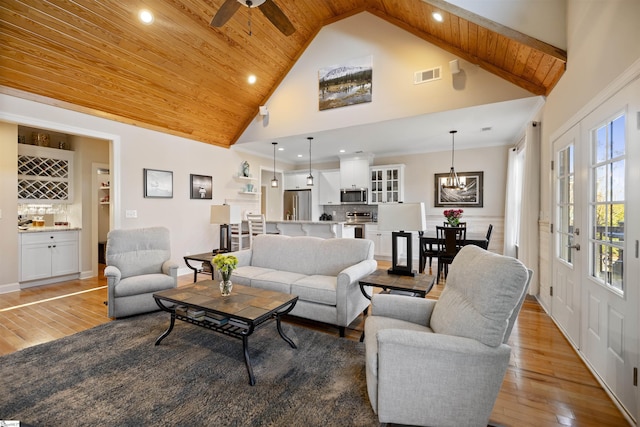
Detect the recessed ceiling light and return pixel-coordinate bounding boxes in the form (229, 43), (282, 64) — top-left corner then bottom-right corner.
(278, 147), (284, 151)
(339, 149), (346, 153)
(248, 75), (257, 84)
(297, 154), (303, 158)
(138, 9), (154, 25)
(432, 12), (443, 22)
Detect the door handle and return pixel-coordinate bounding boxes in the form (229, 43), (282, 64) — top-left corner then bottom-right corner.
(567, 243), (581, 251)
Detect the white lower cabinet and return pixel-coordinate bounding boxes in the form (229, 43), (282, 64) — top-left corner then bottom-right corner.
(20, 230), (79, 283)
(365, 224), (393, 258)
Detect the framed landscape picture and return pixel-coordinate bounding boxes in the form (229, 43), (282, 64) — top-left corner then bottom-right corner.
(144, 168), (173, 198)
(434, 171), (483, 207)
(190, 174), (212, 199)
(318, 55), (372, 111)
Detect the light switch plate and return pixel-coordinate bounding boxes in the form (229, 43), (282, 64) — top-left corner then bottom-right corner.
(125, 210), (137, 218)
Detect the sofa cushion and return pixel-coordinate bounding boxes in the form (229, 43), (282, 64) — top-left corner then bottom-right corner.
(232, 266), (276, 286)
(430, 245), (529, 347)
(114, 274), (176, 298)
(292, 275), (337, 306)
(251, 270), (307, 294)
(250, 234), (374, 276)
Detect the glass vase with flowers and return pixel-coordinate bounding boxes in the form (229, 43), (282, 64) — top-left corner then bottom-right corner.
(212, 254), (238, 296)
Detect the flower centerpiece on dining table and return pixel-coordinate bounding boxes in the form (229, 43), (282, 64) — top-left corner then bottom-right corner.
(212, 253), (238, 296)
(443, 209), (464, 227)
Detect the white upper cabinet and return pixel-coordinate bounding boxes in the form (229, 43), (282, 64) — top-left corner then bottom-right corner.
(318, 169), (341, 205)
(369, 164), (405, 204)
(18, 145), (75, 204)
(284, 171), (310, 190)
(340, 155), (372, 189)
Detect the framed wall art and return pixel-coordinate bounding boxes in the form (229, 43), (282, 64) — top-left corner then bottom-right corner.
(318, 55), (372, 111)
(434, 171), (484, 207)
(144, 168), (173, 198)
(190, 174), (213, 199)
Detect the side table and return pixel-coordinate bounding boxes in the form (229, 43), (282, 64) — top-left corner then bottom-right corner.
(184, 250), (226, 283)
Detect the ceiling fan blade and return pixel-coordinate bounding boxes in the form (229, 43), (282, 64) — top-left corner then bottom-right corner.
(210, 0), (241, 28)
(258, 0), (296, 36)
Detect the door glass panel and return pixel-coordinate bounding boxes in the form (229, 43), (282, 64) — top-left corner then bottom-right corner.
(589, 113), (625, 293)
(556, 145), (574, 264)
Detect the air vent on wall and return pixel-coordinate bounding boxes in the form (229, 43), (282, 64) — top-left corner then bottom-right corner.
(414, 67), (442, 85)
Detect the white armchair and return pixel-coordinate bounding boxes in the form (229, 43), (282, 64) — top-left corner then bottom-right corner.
(364, 245), (532, 426)
(104, 227), (178, 318)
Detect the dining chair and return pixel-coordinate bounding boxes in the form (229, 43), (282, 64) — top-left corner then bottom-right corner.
(246, 214), (266, 247)
(230, 223), (249, 251)
(435, 225), (466, 282)
(443, 221), (467, 228)
(484, 224), (494, 249)
(420, 233), (440, 275)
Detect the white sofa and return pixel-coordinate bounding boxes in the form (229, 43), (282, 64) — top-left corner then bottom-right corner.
(217, 234), (377, 336)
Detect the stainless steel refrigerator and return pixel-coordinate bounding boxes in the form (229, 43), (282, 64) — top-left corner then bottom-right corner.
(283, 189), (311, 221)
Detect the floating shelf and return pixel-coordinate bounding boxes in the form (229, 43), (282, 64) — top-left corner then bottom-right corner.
(234, 175), (256, 181)
(238, 191), (259, 195)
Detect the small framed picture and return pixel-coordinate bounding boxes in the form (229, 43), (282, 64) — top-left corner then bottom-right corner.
(144, 168), (173, 198)
(434, 171), (484, 207)
(190, 174), (213, 199)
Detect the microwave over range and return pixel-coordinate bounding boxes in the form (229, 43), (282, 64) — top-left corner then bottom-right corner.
(340, 188), (367, 204)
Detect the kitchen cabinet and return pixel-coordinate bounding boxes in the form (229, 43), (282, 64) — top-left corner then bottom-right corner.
(18, 144), (75, 203)
(369, 164), (405, 204)
(365, 223), (419, 261)
(284, 171), (313, 190)
(365, 224), (393, 258)
(340, 156), (371, 189)
(20, 230), (80, 284)
(318, 169), (341, 205)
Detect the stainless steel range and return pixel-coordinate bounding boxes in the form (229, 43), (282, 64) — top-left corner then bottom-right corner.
(346, 212), (373, 238)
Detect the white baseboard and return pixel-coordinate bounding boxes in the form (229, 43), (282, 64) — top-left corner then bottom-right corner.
(0, 282), (20, 294)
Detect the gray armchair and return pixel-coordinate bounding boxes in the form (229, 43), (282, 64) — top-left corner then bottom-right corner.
(104, 227), (178, 318)
(364, 245), (532, 426)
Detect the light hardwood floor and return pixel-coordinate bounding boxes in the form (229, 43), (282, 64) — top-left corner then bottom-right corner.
(0, 265), (630, 426)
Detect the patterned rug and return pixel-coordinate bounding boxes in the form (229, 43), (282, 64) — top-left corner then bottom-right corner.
(1, 312), (377, 426)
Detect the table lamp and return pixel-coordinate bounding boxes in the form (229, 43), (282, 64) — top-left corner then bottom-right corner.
(210, 204), (241, 253)
(377, 202), (426, 276)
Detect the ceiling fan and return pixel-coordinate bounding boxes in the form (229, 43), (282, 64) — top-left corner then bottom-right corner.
(210, 0), (295, 36)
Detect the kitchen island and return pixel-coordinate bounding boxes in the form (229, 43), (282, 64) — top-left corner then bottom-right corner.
(266, 220), (355, 238)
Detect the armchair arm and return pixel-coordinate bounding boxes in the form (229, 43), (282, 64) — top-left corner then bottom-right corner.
(103, 265), (121, 318)
(371, 294), (436, 326)
(161, 260), (179, 278)
(375, 329), (511, 426)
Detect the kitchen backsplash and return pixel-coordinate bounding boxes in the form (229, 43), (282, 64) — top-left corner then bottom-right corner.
(321, 204), (377, 222)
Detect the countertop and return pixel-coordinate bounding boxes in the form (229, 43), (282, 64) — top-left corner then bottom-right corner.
(19, 226), (81, 233)
(265, 220), (347, 225)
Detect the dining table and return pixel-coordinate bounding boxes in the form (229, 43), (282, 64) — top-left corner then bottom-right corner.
(418, 231), (489, 274)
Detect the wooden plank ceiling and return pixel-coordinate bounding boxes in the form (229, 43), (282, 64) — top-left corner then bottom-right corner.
(0, 0), (566, 149)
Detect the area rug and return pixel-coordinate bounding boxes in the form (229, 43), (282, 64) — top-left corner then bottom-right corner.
(0, 312), (378, 426)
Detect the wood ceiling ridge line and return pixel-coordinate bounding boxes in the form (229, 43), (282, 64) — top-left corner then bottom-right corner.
(367, 8), (548, 95)
(421, 0), (566, 62)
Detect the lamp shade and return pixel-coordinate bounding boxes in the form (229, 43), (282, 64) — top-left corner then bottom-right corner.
(210, 204), (242, 224)
(377, 202), (426, 232)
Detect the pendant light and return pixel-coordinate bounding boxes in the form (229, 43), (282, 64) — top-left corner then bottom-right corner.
(271, 142), (279, 188)
(442, 130), (465, 190)
(306, 137), (314, 186)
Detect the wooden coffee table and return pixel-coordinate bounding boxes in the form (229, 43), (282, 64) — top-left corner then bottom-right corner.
(153, 281), (298, 385)
(359, 269), (436, 299)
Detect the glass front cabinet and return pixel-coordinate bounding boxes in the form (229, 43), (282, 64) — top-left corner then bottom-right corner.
(369, 164), (404, 204)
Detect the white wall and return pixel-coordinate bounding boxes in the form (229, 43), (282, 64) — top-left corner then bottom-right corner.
(0, 94), (290, 288)
(239, 12), (532, 143)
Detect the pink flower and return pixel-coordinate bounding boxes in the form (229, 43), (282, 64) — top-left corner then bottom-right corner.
(443, 209), (464, 220)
